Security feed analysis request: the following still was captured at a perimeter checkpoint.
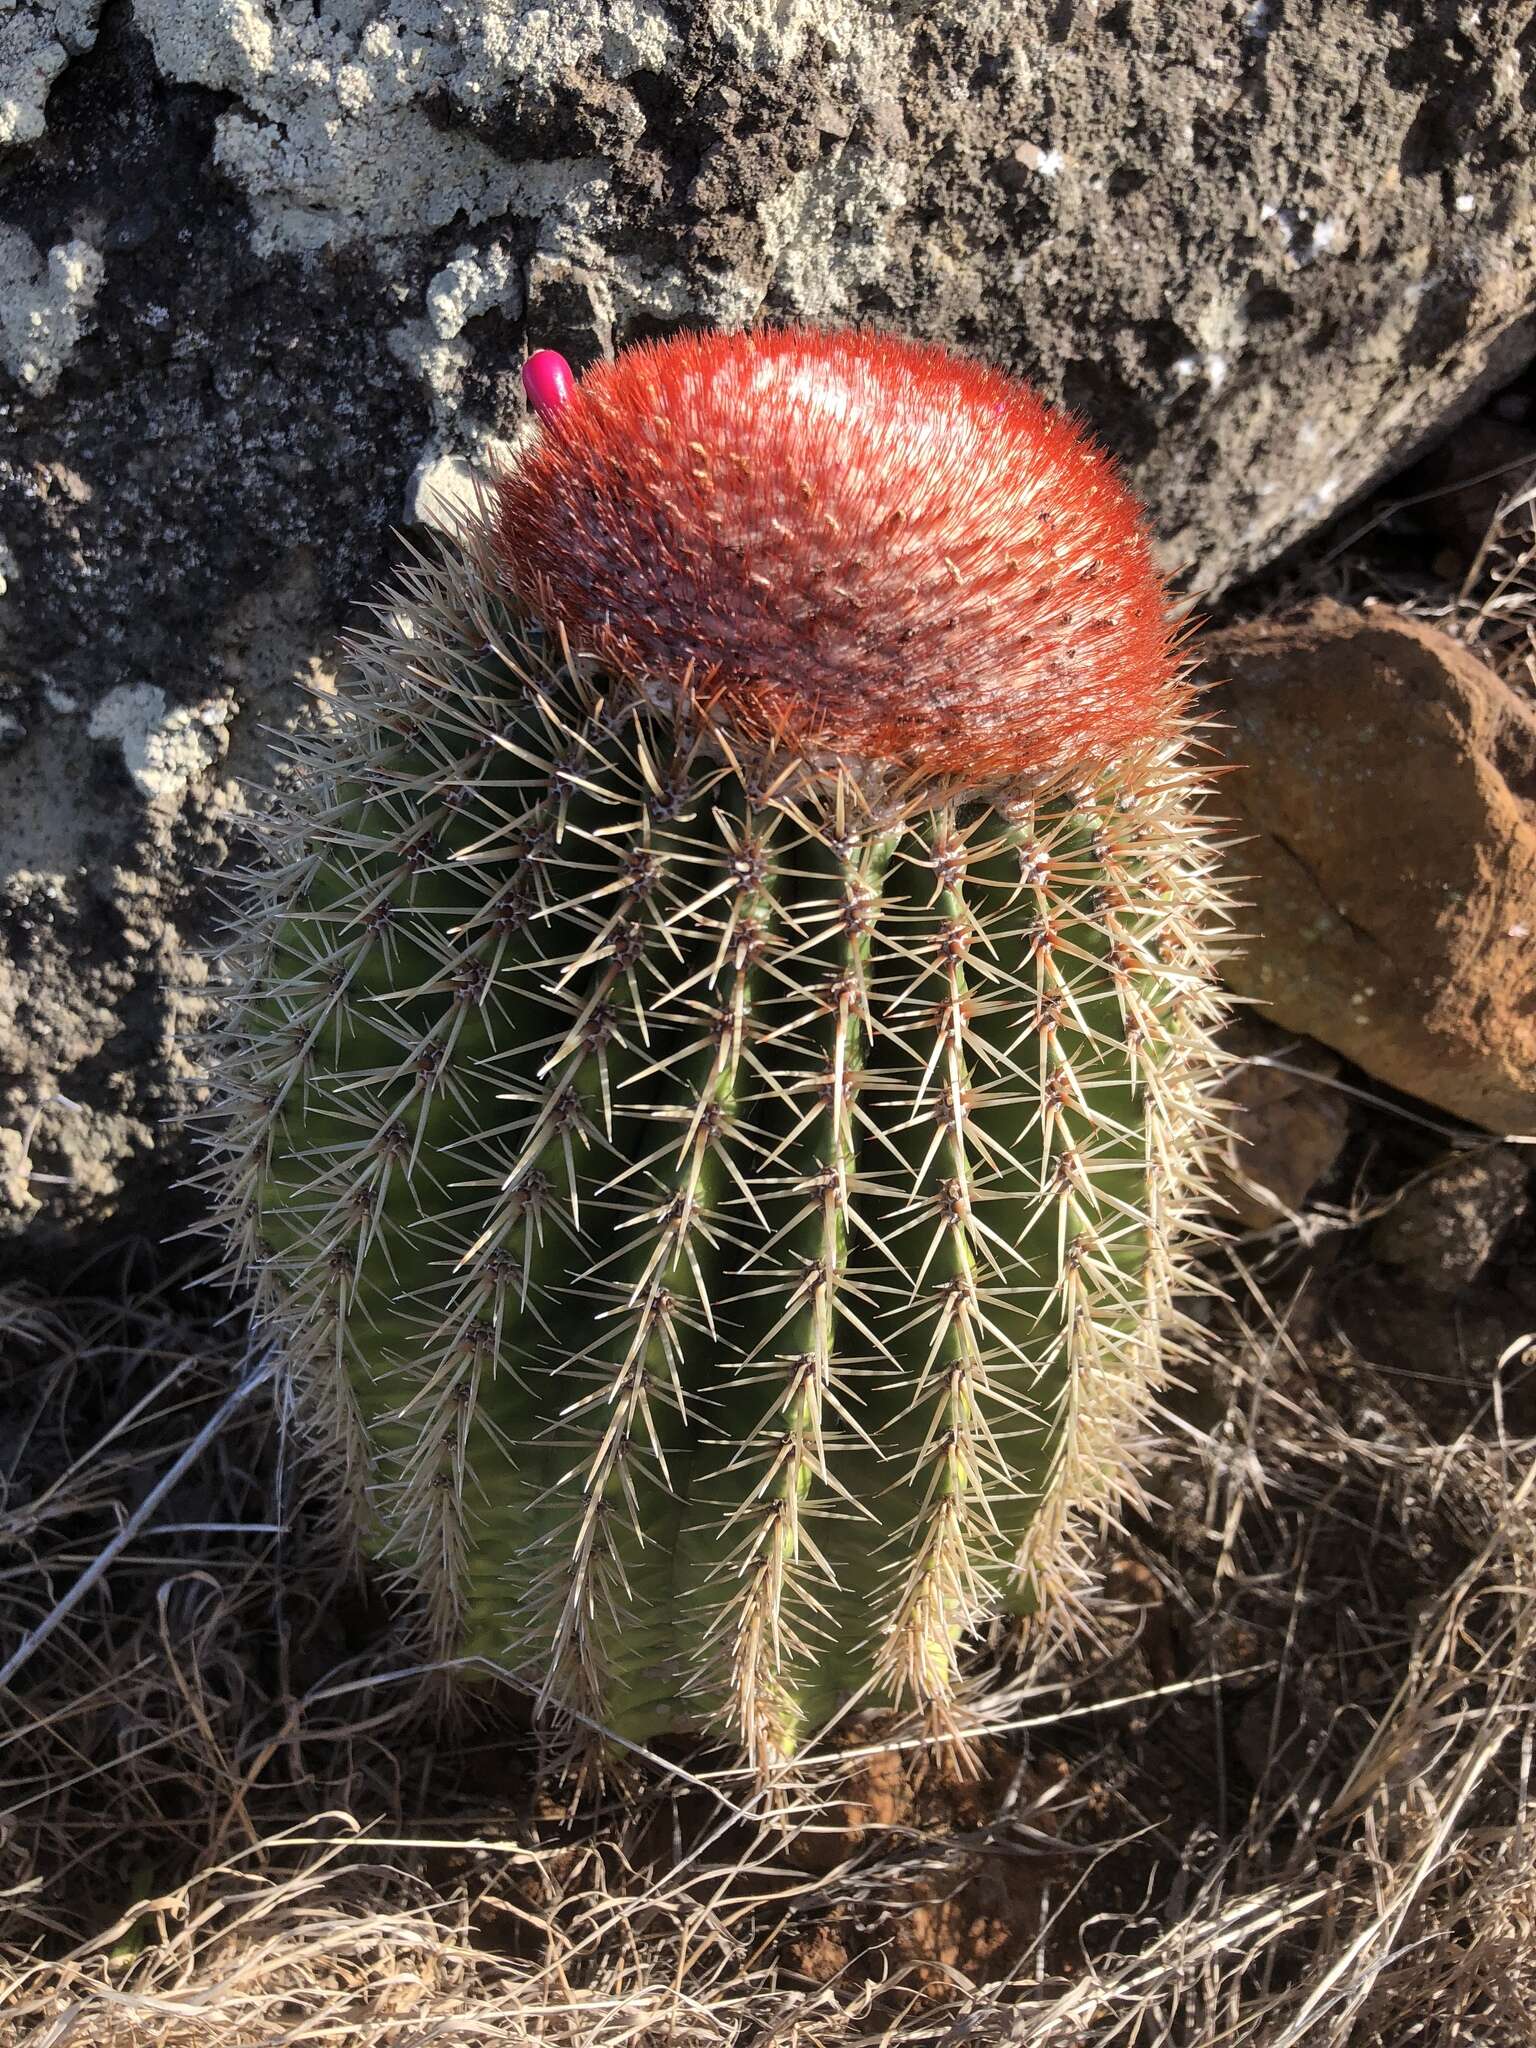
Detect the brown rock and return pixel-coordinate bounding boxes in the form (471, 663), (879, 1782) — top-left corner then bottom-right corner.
(1369, 1146), (1529, 1292)
(994, 141), (1053, 190)
(1204, 600), (1536, 1136)
(1213, 1017), (1352, 1231)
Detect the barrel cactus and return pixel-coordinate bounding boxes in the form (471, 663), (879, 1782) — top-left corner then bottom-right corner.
(207, 327), (1229, 1773)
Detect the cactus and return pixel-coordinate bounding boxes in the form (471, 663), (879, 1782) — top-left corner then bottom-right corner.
(207, 327), (1229, 1772)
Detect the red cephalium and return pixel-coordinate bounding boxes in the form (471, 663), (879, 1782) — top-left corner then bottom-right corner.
(494, 326), (1185, 790)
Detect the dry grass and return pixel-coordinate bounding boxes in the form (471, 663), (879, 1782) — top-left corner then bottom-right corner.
(3, 1233), (1533, 2046)
(4, 456), (1535, 2048)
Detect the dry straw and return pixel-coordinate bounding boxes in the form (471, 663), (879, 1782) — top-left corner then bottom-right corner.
(3, 1232), (1532, 2043)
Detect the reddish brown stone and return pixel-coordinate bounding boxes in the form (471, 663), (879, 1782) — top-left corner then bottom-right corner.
(1204, 599), (1536, 1136)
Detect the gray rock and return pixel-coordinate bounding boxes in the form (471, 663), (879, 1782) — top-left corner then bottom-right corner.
(3, 1), (1535, 1257)
(0, 1), (101, 147)
(1370, 1148), (1530, 1293)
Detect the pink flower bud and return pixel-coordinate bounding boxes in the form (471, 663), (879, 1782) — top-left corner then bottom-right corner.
(522, 350), (576, 426)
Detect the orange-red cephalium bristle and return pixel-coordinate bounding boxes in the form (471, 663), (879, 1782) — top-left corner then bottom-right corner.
(494, 326), (1185, 789)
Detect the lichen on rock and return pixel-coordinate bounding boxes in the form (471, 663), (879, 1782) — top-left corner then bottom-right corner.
(0, 0), (101, 145)
(0, 227), (104, 395)
(86, 685), (233, 806)
(130, 0), (634, 256)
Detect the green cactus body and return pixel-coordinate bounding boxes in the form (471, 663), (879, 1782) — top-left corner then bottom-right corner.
(211, 331), (1228, 1771)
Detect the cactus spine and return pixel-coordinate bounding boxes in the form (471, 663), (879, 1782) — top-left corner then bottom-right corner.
(207, 328), (1229, 1771)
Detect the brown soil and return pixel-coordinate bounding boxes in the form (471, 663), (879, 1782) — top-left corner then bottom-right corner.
(777, 1736), (1075, 1996)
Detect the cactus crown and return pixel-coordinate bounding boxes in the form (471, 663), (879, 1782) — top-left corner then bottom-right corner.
(497, 327), (1187, 787)
(204, 328), (1229, 1774)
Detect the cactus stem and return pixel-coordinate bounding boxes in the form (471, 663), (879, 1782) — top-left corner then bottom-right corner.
(201, 338), (1234, 1774)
